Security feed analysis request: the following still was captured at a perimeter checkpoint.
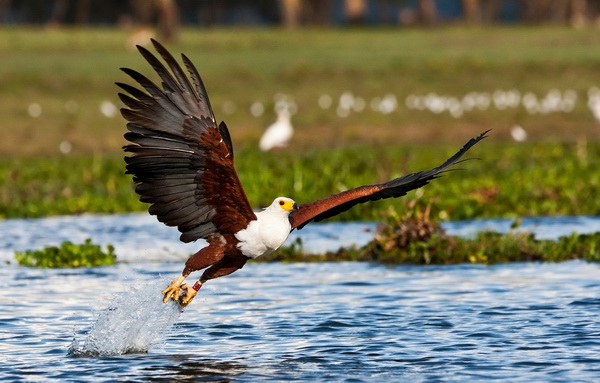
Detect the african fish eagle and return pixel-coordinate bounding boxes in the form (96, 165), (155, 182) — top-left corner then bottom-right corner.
(118, 39), (488, 307)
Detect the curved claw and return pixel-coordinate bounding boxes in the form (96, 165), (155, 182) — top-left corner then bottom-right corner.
(178, 283), (197, 308)
(161, 284), (180, 303)
(161, 276), (185, 303)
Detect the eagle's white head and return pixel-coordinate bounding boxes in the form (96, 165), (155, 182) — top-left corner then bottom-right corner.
(269, 197), (298, 212)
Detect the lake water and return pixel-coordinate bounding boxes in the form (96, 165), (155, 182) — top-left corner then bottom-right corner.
(3, 213), (600, 263)
(1, 214), (600, 382)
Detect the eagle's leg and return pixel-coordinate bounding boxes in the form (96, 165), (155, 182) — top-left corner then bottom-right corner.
(201, 255), (248, 282)
(162, 243), (225, 305)
(178, 256), (248, 307)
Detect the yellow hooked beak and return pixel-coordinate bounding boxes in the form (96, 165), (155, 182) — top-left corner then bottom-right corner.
(279, 199), (298, 211)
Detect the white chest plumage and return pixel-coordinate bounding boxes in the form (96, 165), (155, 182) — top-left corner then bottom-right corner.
(235, 207), (292, 259)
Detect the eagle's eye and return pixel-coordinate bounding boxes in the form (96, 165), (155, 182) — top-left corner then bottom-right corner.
(279, 200), (285, 206)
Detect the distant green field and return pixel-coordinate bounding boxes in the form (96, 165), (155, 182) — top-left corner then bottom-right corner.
(1, 26), (600, 157)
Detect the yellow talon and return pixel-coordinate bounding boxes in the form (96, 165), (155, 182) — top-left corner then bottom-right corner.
(161, 285), (179, 303)
(162, 276), (186, 303)
(178, 283), (198, 307)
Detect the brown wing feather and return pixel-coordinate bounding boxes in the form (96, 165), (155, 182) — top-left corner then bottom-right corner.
(120, 39), (256, 243)
(289, 130), (489, 230)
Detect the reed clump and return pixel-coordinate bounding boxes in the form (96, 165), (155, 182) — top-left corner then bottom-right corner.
(260, 204), (600, 264)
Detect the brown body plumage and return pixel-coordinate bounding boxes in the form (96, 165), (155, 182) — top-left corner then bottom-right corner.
(119, 39), (488, 307)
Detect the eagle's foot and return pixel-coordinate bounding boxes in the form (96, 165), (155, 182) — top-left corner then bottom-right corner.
(177, 283), (198, 307)
(161, 276), (186, 303)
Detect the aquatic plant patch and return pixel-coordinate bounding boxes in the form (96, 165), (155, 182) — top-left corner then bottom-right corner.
(1, 141), (598, 221)
(260, 205), (600, 264)
(14, 239), (116, 268)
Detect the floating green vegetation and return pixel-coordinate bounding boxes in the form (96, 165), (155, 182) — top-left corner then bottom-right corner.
(1, 140), (599, 221)
(259, 204), (600, 264)
(15, 239), (116, 268)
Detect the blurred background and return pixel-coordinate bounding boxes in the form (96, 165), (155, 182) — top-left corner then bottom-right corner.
(1, 0), (599, 218)
(1, 1), (598, 29)
(2, 0), (600, 154)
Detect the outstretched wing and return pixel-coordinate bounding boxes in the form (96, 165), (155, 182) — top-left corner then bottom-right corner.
(119, 39), (256, 243)
(289, 130), (489, 230)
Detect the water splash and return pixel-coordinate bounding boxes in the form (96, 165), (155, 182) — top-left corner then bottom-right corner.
(69, 281), (183, 356)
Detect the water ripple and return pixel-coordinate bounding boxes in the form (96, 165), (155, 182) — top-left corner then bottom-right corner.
(1, 216), (600, 381)
(2, 214), (600, 263)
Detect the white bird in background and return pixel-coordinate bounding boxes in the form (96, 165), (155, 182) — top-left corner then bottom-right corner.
(259, 97), (296, 152)
(587, 87), (600, 122)
(510, 125), (528, 142)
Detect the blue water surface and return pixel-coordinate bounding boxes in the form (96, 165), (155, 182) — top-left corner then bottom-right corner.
(1, 214), (599, 382)
(2, 213), (600, 262)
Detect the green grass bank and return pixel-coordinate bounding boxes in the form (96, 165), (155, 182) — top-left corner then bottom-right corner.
(1, 26), (600, 157)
